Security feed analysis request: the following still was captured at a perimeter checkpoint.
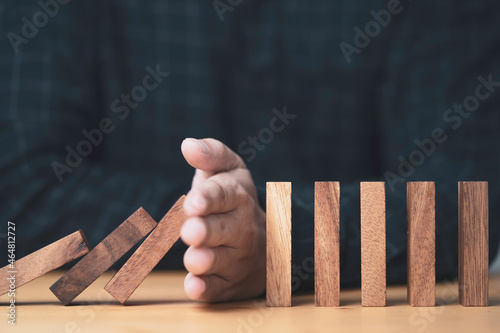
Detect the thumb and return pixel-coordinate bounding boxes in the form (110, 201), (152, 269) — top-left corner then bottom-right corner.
(181, 138), (246, 175)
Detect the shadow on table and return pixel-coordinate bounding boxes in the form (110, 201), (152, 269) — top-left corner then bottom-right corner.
(123, 299), (193, 306)
(487, 297), (500, 306)
(0, 301), (62, 306)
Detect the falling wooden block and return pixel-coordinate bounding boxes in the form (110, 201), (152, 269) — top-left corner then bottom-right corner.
(50, 207), (157, 305)
(360, 182), (386, 307)
(105, 196), (187, 304)
(315, 181), (340, 307)
(266, 182), (292, 307)
(0, 230), (90, 296)
(459, 181), (489, 307)
(407, 182), (435, 307)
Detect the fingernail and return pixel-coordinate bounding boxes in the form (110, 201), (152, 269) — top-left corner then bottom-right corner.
(185, 138), (209, 154)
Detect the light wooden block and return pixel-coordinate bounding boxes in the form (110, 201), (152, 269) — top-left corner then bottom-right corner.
(315, 181), (340, 307)
(105, 196), (187, 304)
(266, 182), (292, 307)
(360, 182), (386, 307)
(407, 182), (435, 307)
(0, 230), (90, 296)
(458, 181), (488, 307)
(50, 207), (157, 305)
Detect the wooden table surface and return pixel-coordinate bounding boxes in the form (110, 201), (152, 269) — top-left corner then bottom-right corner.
(1, 271), (499, 333)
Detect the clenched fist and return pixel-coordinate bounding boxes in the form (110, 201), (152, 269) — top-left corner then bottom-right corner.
(180, 138), (266, 302)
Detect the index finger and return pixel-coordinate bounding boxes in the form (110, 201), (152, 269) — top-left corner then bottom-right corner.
(184, 173), (250, 216)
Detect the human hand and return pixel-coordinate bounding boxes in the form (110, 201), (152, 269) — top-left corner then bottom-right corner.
(180, 138), (266, 302)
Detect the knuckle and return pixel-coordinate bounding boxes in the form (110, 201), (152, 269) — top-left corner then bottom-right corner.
(209, 139), (225, 158)
(245, 222), (258, 241)
(205, 179), (225, 207)
(217, 218), (228, 240)
(210, 251), (222, 274)
(235, 184), (251, 205)
(216, 182), (229, 208)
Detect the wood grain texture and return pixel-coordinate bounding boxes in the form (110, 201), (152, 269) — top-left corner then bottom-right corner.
(266, 182), (292, 307)
(407, 182), (435, 307)
(2, 272), (500, 333)
(314, 181), (340, 307)
(50, 207), (157, 305)
(0, 230), (90, 296)
(105, 196), (187, 304)
(458, 181), (489, 307)
(360, 182), (386, 307)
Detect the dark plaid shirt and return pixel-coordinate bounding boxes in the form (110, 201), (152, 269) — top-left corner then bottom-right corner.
(1, 0), (499, 290)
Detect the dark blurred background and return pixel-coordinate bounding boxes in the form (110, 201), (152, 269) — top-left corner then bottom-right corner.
(0, 0), (499, 289)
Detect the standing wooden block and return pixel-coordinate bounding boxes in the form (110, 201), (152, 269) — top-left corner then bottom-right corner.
(407, 182), (435, 307)
(0, 230), (90, 296)
(458, 181), (489, 307)
(105, 196), (187, 304)
(315, 181), (340, 307)
(266, 182), (292, 307)
(360, 182), (386, 307)
(50, 207), (157, 305)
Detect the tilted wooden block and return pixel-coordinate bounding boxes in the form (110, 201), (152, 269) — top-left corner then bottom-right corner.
(315, 181), (340, 307)
(50, 207), (157, 305)
(0, 230), (90, 296)
(360, 182), (386, 307)
(407, 182), (435, 307)
(266, 182), (292, 307)
(459, 181), (489, 307)
(105, 196), (187, 304)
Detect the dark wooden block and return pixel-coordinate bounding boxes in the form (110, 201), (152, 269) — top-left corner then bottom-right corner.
(105, 196), (187, 304)
(459, 181), (489, 307)
(0, 230), (90, 296)
(49, 208), (157, 305)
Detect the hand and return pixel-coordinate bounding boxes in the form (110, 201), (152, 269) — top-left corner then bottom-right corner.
(180, 138), (266, 302)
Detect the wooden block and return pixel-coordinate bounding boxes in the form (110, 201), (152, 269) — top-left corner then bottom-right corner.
(458, 181), (489, 307)
(0, 230), (90, 296)
(407, 182), (435, 307)
(266, 182), (292, 307)
(50, 207), (157, 305)
(360, 182), (386, 307)
(314, 181), (340, 307)
(105, 196), (187, 304)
